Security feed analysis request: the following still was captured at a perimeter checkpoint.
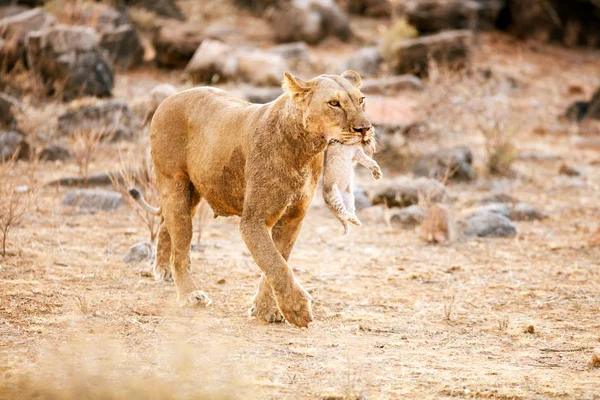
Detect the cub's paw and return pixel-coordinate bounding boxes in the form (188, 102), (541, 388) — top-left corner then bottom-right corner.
(178, 290), (212, 308)
(249, 304), (285, 323)
(153, 264), (173, 282)
(371, 166), (382, 180)
(275, 283), (313, 328)
(347, 214), (362, 227)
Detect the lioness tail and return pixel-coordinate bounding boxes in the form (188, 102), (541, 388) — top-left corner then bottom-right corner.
(128, 188), (161, 215)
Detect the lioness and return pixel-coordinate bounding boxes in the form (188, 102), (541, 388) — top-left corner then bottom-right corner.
(132, 70), (373, 328)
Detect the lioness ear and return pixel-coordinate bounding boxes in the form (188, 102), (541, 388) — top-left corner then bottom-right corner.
(283, 72), (312, 107)
(342, 70), (362, 89)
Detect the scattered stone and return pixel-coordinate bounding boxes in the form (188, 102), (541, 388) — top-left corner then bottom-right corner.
(0, 92), (20, 128)
(242, 87), (283, 104)
(371, 177), (449, 208)
(341, 46), (382, 77)
(524, 325), (535, 334)
(478, 203), (511, 218)
(100, 24), (144, 70)
(273, 0), (352, 45)
(38, 144), (70, 162)
(57, 99), (132, 140)
(269, 42), (311, 68)
(517, 151), (561, 161)
(216, 277), (226, 284)
(0, 131), (29, 161)
(0, 5), (29, 20)
(233, 0), (279, 12)
(26, 25), (114, 101)
(0, 8), (56, 70)
(46, 171), (120, 187)
(459, 210), (517, 238)
(573, 136), (600, 151)
(564, 100), (589, 122)
(62, 188), (123, 211)
(353, 186), (372, 211)
(585, 86), (600, 120)
(389, 205), (425, 228)
(124, 0), (185, 21)
(123, 241), (154, 264)
(558, 162), (583, 177)
(153, 21), (203, 69)
(236, 50), (288, 86)
(412, 146), (476, 182)
(479, 193), (518, 205)
(361, 75), (424, 95)
(345, 0), (392, 17)
(510, 203), (546, 221)
(381, 30), (472, 76)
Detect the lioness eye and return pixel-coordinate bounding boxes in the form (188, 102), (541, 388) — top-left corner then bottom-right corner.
(328, 100), (340, 107)
(359, 97), (365, 105)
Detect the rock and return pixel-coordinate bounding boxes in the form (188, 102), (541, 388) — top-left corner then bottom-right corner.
(269, 42), (310, 65)
(26, 25), (114, 101)
(46, 171), (121, 187)
(0, 131), (29, 161)
(510, 203), (546, 221)
(558, 163), (583, 177)
(0, 92), (20, 128)
(62, 189), (123, 212)
(389, 204), (425, 228)
(459, 210), (517, 238)
(396, 0), (504, 34)
(38, 144), (70, 162)
(273, 0), (352, 45)
(121, 0), (185, 21)
(185, 40), (288, 86)
(123, 241), (154, 264)
(478, 203), (511, 218)
(0, 8), (56, 70)
(573, 136), (600, 151)
(100, 24), (144, 70)
(381, 30), (473, 77)
(242, 87), (283, 104)
(412, 146), (476, 181)
(0, 5), (29, 20)
(371, 177), (449, 208)
(346, 0), (392, 17)
(341, 46), (382, 77)
(58, 100), (132, 140)
(153, 21), (203, 69)
(353, 186), (372, 211)
(585, 86), (600, 120)
(233, 0), (280, 12)
(361, 75), (425, 95)
(479, 193), (517, 204)
(564, 100), (589, 122)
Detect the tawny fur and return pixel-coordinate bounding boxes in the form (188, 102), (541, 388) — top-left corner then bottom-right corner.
(133, 70), (373, 328)
(323, 139), (381, 235)
(419, 203), (455, 244)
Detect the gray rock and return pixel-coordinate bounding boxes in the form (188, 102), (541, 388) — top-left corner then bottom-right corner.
(342, 46), (382, 77)
(460, 210), (517, 238)
(412, 146), (476, 181)
(389, 205), (425, 228)
(38, 144), (70, 162)
(0, 131), (29, 161)
(478, 203), (511, 218)
(126, 0), (185, 21)
(0, 92), (20, 128)
(100, 24), (144, 70)
(242, 87), (283, 104)
(62, 189), (123, 212)
(510, 203), (546, 221)
(26, 25), (114, 101)
(58, 100), (132, 140)
(269, 42), (310, 67)
(153, 21), (203, 69)
(353, 186), (372, 211)
(479, 193), (518, 205)
(361, 75), (425, 95)
(346, 0), (392, 17)
(123, 241), (155, 264)
(371, 177), (449, 208)
(381, 30), (472, 76)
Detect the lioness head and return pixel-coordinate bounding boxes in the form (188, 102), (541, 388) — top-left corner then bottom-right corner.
(283, 70), (373, 145)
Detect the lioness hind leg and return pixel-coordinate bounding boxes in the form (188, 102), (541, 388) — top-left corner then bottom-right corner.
(158, 175), (210, 307)
(154, 216), (172, 281)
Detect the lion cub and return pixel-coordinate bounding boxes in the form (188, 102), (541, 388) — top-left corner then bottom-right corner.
(323, 139), (382, 235)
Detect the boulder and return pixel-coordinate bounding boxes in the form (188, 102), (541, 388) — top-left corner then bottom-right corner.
(396, 0), (504, 34)
(153, 22), (203, 69)
(341, 47), (382, 77)
(0, 92), (20, 128)
(361, 75), (424, 95)
(459, 210), (517, 238)
(100, 24), (144, 70)
(381, 30), (472, 76)
(412, 146), (476, 181)
(123, 241), (155, 264)
(389, 204), (425, 228)
(478, 203), (511, 218)
(479, 193), (517, 204)
(0, 130), (29, 161)
(38, 144), (70, 162)
(120, 0), (185, 21)
(269, 42), (311, 69)
(510, 203), (546, 221)
(58, 100), (132, 140)
(0, 8), (56, 70)
(273, 0), (352, 45)
(371, 177), (449, 208)
(26, 25), (114, 101)
(62, 188), (123, 212)
(346, 0), (392, 17)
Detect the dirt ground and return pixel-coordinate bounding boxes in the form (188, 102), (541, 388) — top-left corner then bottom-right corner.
(1, 33), (600, 399)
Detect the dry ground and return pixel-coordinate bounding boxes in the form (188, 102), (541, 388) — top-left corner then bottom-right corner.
(1, 34), (600, 399)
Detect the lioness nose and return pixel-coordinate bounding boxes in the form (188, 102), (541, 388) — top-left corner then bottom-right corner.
(352, 124), (372, 136)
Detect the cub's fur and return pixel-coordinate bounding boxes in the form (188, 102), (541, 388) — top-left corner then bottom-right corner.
(323, 138), (381, 235)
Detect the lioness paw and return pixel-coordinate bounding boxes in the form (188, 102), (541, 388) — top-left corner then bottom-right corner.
(275, 283), (313, 328)
(249, 305), (285, 323)
(154, 264), (173, 282)
(178, 290), (212, 308)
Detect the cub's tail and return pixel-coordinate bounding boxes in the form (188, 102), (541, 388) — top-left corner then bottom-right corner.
(128, 188), (161, 215)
